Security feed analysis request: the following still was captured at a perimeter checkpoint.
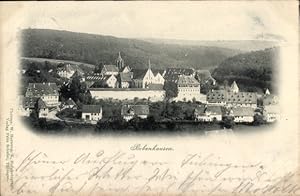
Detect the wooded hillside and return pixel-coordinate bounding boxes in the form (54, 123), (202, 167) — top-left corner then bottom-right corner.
(21, 29), (240, 70)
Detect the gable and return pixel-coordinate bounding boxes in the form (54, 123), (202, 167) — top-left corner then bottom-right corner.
(143, 69), (155, 80)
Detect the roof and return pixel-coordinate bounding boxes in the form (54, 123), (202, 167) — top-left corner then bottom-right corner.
(230, 81), (239, 92)
(65, 98), (76, 106)
(152, 69), (165, 76)
(121, 105), (149, 116)
(177, 75), (199, 85)
(231, 107), (255, 116)
(117, 52), (123, 61)
(207, 90), (227, 103)
(132, 69), (147, 79)
(164, 68), (194, 81)
(82, 105), (102, 113)
(71, 70), (85, 78)
(103, 64), (119, 73)
(102, 75), (116, 82)
(263, 94), (278, 105)
(195, 105), (222, 116)
(86, 74), (103, 81)
(264, 105), (280, 114)
(37, 98), (47, 109)
(86, 74), (116, 85)
(120, 72), (133, 82)
(22, 97), (38, 108)
(164, 74), (180, 83)
(121, 66), (131, 72)
(226, 92), (257, 104)
(57, 64), (72, 73)
(207, 90), (257, 104)
(26, 83), (59, 97)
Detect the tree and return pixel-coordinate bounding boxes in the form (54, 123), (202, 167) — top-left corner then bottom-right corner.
(59, 76), (91, 104)
(164, 81), (178, 99)
(94, 62), (104, 73)
(91, 81), (109, 88)
(222, 116), (235, 129)
(253, 114), (265, 126)
(25, 62), (39, 77)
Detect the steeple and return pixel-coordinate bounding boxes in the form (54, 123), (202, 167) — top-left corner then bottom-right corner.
(148, 59), (151, 70)
(116, 52), (124, 70)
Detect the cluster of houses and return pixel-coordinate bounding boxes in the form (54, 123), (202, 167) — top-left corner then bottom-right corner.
(194, 81), (280, 123)
(19, 52), (280, 125)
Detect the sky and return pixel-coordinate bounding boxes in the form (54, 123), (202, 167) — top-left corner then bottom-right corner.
(20, 1), (297, 41)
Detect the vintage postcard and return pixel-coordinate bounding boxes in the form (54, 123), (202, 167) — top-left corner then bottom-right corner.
(0, 1), (299, 195)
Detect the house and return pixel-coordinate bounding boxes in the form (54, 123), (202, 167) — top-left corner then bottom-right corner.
(25, 83), (59, 107)
(121, 104), (149, 121)
(102, 75), (118, 88)
(194, 105), (222, 122)
(101, 64), (119, 76)
(152, 69), (165, 85)
(263, 105), (280, 122)
(37, 98), (49, 118)
(132, 60), (165, 88)
(263, 94), (279, 106)
(88, 74), (118, 88)
(195, 70), (216, 85)
(19, 96), (38, 116)
(57, 64), (84, 79)
(60, 98), (77, 110)
(119, 72), (133, 88)
(57, 64), (74, 78)
(81, 105), (102, 123)
(230, 107), (255, 123)
(173, 75), (206, 102)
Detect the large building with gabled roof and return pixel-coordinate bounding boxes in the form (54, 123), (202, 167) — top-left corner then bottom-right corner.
(173, 75), (206, 102)
(207, 81), (257, 108)
(132, 60), (165, 88)
(25, 82), (59, 107)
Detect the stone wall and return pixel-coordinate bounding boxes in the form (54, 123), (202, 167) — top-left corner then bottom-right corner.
(89, 88), (165, 102)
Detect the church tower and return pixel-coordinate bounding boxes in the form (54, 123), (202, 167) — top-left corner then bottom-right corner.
(116, 52), (124, 70)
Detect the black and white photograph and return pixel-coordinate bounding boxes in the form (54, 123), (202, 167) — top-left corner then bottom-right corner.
(17, 2), (282, 135)
(1, 1), (299, 196)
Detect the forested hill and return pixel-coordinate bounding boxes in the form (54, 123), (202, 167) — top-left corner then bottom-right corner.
(212, 47), (279, 93)
(21, 29), (241, 70)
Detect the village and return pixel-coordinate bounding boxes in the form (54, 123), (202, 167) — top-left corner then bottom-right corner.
(18, 52), (280, 131)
